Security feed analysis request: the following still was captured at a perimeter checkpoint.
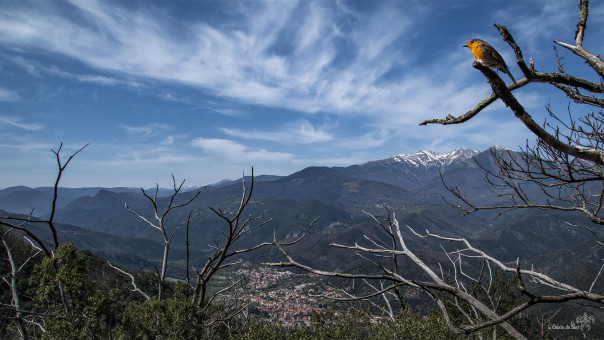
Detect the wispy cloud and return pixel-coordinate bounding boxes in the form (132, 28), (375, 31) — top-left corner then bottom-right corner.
(336, 130), (388, 150)
(0, 0), (426, 118)
(6, 55), (143, 88)
(212, 108), (244, 117)
(1, 0), (587, 188)
(0, 87), (20, 102)
(5, 55), (43, 78)
(0, 139), (50, 154)
(493, 1), (578, 55)
(121, 123), (172, 136)
(191, 137), (294, 162)
(220, 119), (333, 144)
(0, 116), (43, 131)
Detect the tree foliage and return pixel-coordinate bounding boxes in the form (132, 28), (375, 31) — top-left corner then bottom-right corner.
(32, 242), (117, 339)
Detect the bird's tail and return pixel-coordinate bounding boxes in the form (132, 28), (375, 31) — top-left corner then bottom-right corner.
(505, 68), (517, 85)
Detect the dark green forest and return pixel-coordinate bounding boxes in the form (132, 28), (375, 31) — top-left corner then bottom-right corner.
(1, 233), (541, 339)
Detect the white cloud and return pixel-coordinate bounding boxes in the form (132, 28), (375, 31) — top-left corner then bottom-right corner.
(0, 87), (20, 102)
(5, 56), (42, 78)
(494, 1), (577, 55)
(5, 55), (143, 88)
(44, 64), (143, 88)
(0, 116), (43, 131)
(337, 130), (387, 150)
(0, 0), (586, 130)
(0, 0), (422, 118)
(0, 0), (585, 189)
(191, 137), (294, 162)
(220, 119), (333, 144)
(0, 139), (49, 154)
(213, 108), (244, 117)
(121, 123), (172, 136)
(161, 136), (174, 146)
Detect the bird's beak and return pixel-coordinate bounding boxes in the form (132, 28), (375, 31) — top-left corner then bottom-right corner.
(462, 44), (467, 47)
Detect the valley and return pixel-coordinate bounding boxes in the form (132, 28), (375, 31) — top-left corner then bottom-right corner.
(2, 146), (603, 334)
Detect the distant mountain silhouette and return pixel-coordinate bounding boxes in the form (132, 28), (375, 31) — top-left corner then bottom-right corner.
(1, 146), (599, 287)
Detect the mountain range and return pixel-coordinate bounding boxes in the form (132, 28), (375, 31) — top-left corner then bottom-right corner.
(1, 146), (601, 291)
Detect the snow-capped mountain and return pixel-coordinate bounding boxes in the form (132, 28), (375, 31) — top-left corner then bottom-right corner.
(336, 148), (482, 190)
(392, 149), (480, 169)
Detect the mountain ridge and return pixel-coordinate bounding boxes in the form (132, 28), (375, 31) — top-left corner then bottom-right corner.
(1, 145), (599, 296)
(391, 148), (480, 168)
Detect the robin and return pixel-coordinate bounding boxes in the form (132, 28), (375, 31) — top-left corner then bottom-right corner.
(464, 39), (516, 84)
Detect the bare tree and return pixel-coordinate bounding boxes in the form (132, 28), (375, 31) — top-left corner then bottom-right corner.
(115, 169), (284, 328)
(0, 143), (89, 256)
(442, 140), (604, 227)
(269, 209), (510, 338)
(420, 1), (604, 222)
(268, 206), (604, 339)
(1, 230), (42, 339)
(0, 144), (88, 338)
(0, 147), (278, 336)
(125, 175), (204, 300)
(420, 0), (604, 308)
(420, 0), (603, 166)
(191, 169), (273, 313)
(266, 1), (603, 339)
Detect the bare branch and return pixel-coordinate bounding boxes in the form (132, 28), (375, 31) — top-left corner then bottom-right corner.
(590, 262), (604, 293)
(106, 261), (150, 300)
(48, 143), (89, 250)
(192, 168), (274, 312)
(126, 176), (205, 300)
(267, 203), (604, 339)
(421, 14), (604, 167)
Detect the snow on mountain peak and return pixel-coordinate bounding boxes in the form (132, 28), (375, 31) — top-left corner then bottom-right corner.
(492, 145), (513, 151)
(392, 149), (479, 168)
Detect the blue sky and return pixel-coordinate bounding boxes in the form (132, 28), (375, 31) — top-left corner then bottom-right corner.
(1, 0), (602, 188)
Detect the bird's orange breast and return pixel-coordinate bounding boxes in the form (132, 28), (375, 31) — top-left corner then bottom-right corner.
(469, 43), (485, 60)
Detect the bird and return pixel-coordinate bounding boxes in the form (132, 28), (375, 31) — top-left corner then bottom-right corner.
(464, 39), (516, 84)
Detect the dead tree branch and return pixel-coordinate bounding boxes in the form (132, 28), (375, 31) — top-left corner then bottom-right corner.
(0, 144), (88, 256)
(106, 261), (150, 300)
(191, 169), (275, 310)
(420, 0), (604, 166)
(2, 231), (41, 339)
(126, 175), (204, 300)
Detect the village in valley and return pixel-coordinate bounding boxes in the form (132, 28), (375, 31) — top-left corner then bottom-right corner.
(233, 265), (342, 325)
